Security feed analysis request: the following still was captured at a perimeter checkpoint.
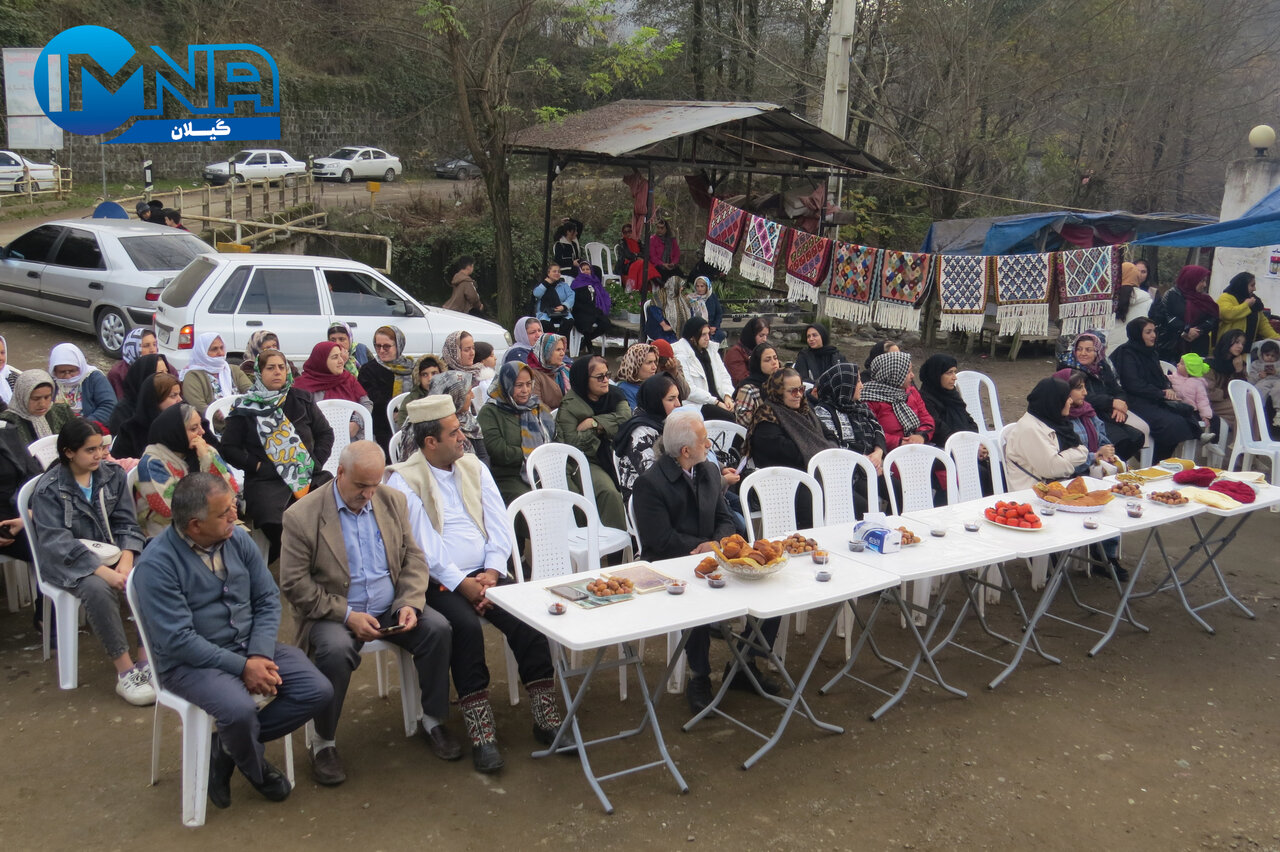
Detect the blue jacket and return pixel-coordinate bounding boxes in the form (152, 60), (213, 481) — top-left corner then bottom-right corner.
(133, 525), (282, 675)
(644, 304), (677, 343)
(30, 459), (145, 587)
(532, 278), (575, 320)
(77, 370), (117, 425)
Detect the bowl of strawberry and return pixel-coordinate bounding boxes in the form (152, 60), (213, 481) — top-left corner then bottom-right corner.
(983, 501), (1044, 531)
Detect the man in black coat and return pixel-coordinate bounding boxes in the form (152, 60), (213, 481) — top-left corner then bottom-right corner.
(632, 410), (780, 713)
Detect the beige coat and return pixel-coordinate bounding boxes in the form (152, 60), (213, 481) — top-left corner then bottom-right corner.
(1003, 412), (1090, 491)
(279, 480), (432, 651)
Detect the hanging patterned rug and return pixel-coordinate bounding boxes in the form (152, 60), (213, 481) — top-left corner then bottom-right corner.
(826, 243), (879, 324)
(937, 254), (990, 334)
(992, 253), (1053, 336)
(784, 230), (833, 304)
(1057, 245), (1121, 337)
(874, 249), (933, 331)
(739, 214), (786, 285)
(702, 198), (748, 272)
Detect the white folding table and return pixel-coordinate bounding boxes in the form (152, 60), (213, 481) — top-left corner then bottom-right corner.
(807, 517), (1019, 719)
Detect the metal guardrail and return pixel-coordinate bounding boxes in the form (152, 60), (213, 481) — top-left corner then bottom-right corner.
(0, 167), (74, 205)
(182, 210), (393, 273)
(120, 174), (318, 222)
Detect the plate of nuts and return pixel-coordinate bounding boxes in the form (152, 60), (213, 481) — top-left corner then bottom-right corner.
(1147, 489), (1189, 506)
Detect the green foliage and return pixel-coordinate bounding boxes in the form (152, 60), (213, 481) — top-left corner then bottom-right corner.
(582, 27), (684, 98)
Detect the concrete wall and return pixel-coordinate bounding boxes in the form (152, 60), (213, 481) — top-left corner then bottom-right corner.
(1209, 157), (1280, 304)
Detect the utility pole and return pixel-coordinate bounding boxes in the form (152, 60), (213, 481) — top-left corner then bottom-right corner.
(816, 0), (857, 321)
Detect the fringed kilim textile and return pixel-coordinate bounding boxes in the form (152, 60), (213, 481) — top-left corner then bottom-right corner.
(784, 231), (833, 304)
(937, 254), (990, 334)
(739, 214), (785, 285)
(992, 253), (1053, 337)
(702, 199), (748, 272)
(826, 243), (879, 324)
(1057, 245), (1121, 337)
(873, 249), (932, 332)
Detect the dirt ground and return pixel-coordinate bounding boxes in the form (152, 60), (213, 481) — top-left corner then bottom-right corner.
(4, 280), (1280, 850)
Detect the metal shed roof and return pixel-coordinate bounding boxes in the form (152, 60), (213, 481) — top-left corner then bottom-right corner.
(510, 100), (892, 177)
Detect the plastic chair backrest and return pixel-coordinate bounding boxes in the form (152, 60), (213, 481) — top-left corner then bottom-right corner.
(625, 495), (641, 556)
(1228, 379), (1273, 451)
(125, 568), (172, 695)
(1160, 360), (1176, 376)
(316, 399), (374, 476)
(955, 371), (1004, 434)
(738, 467), (822, 537)
(507, 488), (598, 582)
(705, 419), (747, 469)
(387, 391), (410, 431)
(388, 428), (411, 464)
(204, 395), (240, 438)
(883, 444), (958, 514)
(945, 430), (1005, 502)
(526, 442), (596, 510)
(806, 448), (879, 526)
(27, 434), (59, 469)
(15, 479), (43, 584)
(584, 241), (614, 276)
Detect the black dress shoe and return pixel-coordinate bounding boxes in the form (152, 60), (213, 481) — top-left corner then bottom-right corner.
(686, 674), (713, 715)
(533, 723), (559, 746)
(422, 724), (463, 761)
(309, 746), (346, 786)
(1108, 559), (1130, 583)
(726, 661), (783, 696)
(247, 761), (291, 802)
(472, 742), (505, 774)
(208, 734), (235, 809)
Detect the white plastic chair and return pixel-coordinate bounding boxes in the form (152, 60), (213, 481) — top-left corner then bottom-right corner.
(955, 371), (1004, 434)
(584, 241), (621, 287)
(386, 391), (409, 432)
(388, 428), (412, 464)
(304, 638), (422, 749)
(946, 431), (1006, 610)
(526, 443), (634, 568)
(568, 328), (585, 358)
(704, 420), (747, 468)
(316, 399), (374, 476)
(1, 552), (32, 612)
(807, 448), (880, 526)
(204, 395), (240, 439)
(126, 571), (294, 828)
(997, 422), (1018, 485)
(1227, 379), (1280, 473)
(17, 478), (82, 690)
(738, 467), (823, 661)
(27, 435), (59, 469)
(884, 444), (959, 619)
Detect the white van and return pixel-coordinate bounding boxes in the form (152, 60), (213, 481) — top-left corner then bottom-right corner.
(154, 253), (509, 368)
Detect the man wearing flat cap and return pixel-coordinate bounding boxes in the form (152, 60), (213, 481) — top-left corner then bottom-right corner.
(385, 395), (562, 774)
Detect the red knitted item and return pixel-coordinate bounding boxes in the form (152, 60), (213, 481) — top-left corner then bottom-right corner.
(1209, 480), (1256, 503)
(1173, 468), (1216, 486)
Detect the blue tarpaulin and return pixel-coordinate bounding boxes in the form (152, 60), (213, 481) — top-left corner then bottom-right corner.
(1133, 183), (1280, 248)
(923, 210), (1215, 255)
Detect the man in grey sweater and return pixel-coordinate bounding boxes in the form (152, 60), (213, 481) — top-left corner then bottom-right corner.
(133, 473), (332, 809)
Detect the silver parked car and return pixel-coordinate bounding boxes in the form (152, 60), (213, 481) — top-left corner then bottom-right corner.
(0, 150), (57, 192)
(312, 147), (402, 183)
(0, 220), (217, 356)
(202, 149), (307, 186)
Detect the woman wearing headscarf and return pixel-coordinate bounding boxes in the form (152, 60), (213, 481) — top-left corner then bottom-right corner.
(1205, 328), (1249, 428)
(504, 316), (543, 365)
(648, 218), (683, 279)
(812, 363), (886, 515)
(861, 352), (934, 451)
(554, 355), (630, 530)
(794, 323), (847, 387)
(221, 349), (333, 563)
(0, 370), (73, 444)
(530, 262), (575, 338)
(358, 325), (416, 454)
(527, 332), (570, 410)
(1109, 317), (1198, 460)
(725, 318), (770, 386)
(106, 355), (173, 449)
(652, 338), (690, 401)
(292, 341), (372, 408)
(48, 342), (116, 426)
(614, 343), (659, 409)
(180, 332), (252, 416)
(733, 342), (782, 428)
(238, 330), (300, 378)
(442, 255), (485, 316)
(110, 373), (184, 460)
(327, 322), (374, 373)
(745, 368), (834, 527)
(614, 373), (682, 504)
(427, 370), (489, 466)
(0, 413), (40, 588)
(689, 275), (724, 343)
(645, 276), (690, 344)
(393, 354), (447, 430)
(1004, 377), (1092, 490)
(107, 327), (156, 399)
(1153, 265), (1218, 359)
(568, 258), (613, 345)
(863, 339), (900, 370)
(477, 361), (557, 503)
(0, 335), (18, 406)
(135, 403), (239, 537)
(917, 354), (979, 449)
(1056, 330), (1147, 462)
(441, 331), (485, 391)
(1110, 261), (1154, 346)
(1217, 271), (1277, 350)
(1053, 369), (1121, 475)
(552, 218), (585, 275)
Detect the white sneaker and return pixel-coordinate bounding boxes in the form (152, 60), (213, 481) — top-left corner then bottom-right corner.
(116, 667), (157, 706)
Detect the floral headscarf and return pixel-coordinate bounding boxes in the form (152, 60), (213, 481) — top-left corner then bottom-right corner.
(429, 370), (482, 446)
(441, 331), (483, 386)
(655, 277), (692, 332)
(327, 322), (361, 376)
(48, 342), (94, 415)
(230, 350), (314, 499)
(374, 325), (416, 396)
(615, 343), (657, 384)
(1062, 331), (1107, 378)
(528, 333), (571, 394)
(8, 369), (57, 438)
(245, 330), (278, 363)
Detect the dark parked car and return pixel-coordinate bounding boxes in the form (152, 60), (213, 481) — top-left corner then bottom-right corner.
(434, 155), (480, 180)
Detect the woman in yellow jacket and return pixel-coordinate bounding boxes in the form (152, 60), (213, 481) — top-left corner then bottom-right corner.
(1216, 271), (1278, 348)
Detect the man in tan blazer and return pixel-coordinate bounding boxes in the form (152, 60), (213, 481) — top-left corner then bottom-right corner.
(281, 441), (455, 787)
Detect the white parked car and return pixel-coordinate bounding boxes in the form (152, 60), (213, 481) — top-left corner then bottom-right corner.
(312, 147), (402, 183)
(154, 253), (509, 369)
(202, 149), (306, 185)
(0, 150), (57, 192)
(0, 219), (216, 356)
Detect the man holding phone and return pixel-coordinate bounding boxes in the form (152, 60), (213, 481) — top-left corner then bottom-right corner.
(280, 441), (454, 787)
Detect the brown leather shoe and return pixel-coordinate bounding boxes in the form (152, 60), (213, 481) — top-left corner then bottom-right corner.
(309, 745), (346, 786)
(422, 723), (463, 761)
